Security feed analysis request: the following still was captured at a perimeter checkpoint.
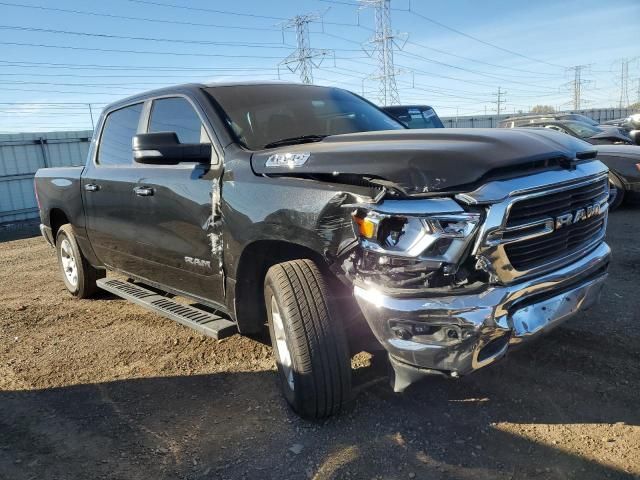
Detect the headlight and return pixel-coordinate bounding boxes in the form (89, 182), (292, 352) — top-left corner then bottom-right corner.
(352, 209), (480, 264)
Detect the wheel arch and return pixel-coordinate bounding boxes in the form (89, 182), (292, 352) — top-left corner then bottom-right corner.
(49, 208), (71, 243)
(232, 239), (329, 334)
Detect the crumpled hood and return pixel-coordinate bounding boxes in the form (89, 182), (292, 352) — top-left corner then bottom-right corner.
(251, 128), (595, 194)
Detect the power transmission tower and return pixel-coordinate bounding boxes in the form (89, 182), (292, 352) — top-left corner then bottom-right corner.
(280, 13), (331, 84)
(566, 65), (590, 110)
(618, 58), (631, 108)
(360, 0), (406, 106)
(493, 87), (506, 117)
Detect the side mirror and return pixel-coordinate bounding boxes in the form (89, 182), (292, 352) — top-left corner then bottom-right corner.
(132, 132), (211, 165)
(630, 130), (640, 146)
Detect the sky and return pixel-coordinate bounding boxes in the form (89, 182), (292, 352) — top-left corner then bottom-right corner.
(0, 0), (639, 132)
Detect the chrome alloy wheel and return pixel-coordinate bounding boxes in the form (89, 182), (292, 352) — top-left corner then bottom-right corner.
(60, 238), (78, 288)
(271, 296), (294, 391)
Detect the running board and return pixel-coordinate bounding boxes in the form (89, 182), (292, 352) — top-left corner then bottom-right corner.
(96, 278), (237, 340)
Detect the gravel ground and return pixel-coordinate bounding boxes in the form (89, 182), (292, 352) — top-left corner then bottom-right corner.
(0, 208), (638, 480)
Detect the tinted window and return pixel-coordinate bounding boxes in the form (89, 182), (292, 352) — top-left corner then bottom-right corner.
(386, 107), (443, 129)
(97, 103), (143, 166)
(206, 85), (404, 150)
(149, 97), (210, 144)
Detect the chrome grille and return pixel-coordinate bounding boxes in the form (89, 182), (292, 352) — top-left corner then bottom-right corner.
(504, 178), (608, 271)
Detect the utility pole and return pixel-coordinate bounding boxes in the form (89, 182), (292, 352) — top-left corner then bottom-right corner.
(280, 13), (331, 84)
(493, 87), (506, 117)
(87, 103), (95, 130)
(618, 58), (630, 109)
(360, 0), (406, 106)
(566, 65), (590, 110)
(636, 78), (640, 105)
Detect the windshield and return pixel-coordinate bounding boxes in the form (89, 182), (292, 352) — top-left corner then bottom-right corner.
(384, 106), (444, 129)
(562, 121), (602, 138)
(205, 84), (405, 150)
(564, 114), (599, 126)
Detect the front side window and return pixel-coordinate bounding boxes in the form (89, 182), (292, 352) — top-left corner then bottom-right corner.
(97, 103), (143, 166)
(205, 84), (404, 150)
(148, 97), (210, 144)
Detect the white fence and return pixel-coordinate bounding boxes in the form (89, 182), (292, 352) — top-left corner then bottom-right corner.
(0, 131), (92, 224)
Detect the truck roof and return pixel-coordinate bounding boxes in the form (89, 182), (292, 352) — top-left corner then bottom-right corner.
(102, 81), (323, 112)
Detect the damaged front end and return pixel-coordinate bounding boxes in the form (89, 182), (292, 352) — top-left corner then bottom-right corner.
(341, 166), (610, 392)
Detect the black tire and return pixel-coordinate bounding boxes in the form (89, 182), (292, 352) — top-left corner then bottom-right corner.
(608, 174), (625, 211)
(264, 259), (352, 419)
(55, 224), (104, 298)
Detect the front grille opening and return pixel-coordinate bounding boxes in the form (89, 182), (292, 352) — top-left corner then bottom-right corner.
(508, 180), (607, 223)
(504, 179), (607, 271)
(505, 216), (605, 270)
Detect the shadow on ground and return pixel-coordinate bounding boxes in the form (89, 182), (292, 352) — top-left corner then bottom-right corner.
(1, 331), (637, 480)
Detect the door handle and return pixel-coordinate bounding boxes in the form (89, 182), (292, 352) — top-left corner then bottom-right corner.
(134, 186), (154, 197)
(84, 183), (100, 192)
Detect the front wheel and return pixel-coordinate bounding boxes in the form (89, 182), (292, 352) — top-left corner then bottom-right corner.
(264, 259), (352, 419)
(55, 224), (104, 298)
(608, 174), (625, 211)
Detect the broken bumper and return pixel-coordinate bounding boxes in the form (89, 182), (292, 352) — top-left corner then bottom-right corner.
(354, 242), (610, 391)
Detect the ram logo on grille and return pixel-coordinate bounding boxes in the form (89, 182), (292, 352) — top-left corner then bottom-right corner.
(555, 202), (602, 230)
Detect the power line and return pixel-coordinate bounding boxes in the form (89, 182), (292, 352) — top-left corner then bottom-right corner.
(280, 13), (332, 84)
(121, 0), (286, 20)
(0, 1), (283, 31)
(0, 59), (281, 72)
(0, 41), (370, 61)
(401, 6), (566, 70)
(0, 25), (289, 48)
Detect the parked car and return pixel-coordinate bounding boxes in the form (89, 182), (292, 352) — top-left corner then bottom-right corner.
(603, 114), (640, 145)
(595, 144), (640, 209)
(500, 114), (635, 143)
(499, 113), (600, 128)
(381, 105), (444, 128)
(35, 82), (611, 418)
(506, 119), (633, 145)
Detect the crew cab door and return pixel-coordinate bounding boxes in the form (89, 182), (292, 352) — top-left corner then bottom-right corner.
(130, 96), (224, 303)
(82, 102), (145, 271)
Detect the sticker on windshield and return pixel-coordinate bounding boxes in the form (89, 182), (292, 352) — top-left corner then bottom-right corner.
(265, 152), (310, 168)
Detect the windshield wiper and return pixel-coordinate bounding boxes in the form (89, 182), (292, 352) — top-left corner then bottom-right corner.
(263, 134), (327, 149)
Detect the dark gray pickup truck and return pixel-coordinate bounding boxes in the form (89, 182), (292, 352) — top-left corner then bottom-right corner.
(35, 82), (611, 418)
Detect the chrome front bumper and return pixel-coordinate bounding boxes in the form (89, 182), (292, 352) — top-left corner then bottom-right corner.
(354, 242), (610, 392)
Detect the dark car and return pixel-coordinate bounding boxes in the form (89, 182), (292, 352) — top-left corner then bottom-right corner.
(34, 82), (611, 418)
(382, 105), (444, 129)
(604, 114), (640, 145)
(501, 114), (635, 143)
(595, 144), (640, 209)
(499, 113), (600, 128)
(508, 120), (633, 145)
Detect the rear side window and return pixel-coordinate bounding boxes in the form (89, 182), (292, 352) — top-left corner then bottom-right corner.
(148, 97), (210, 144)
(97, 103), (143, 166)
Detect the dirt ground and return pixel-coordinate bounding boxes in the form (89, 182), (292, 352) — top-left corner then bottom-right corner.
(0, 209), (638, 480)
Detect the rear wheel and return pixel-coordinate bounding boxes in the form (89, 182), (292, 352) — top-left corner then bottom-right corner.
(55, 224), (104, 298)
(264, 259), (352, 419)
